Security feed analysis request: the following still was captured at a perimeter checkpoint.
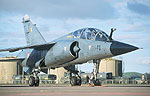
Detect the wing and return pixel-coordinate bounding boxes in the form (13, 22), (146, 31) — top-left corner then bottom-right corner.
(0, 42), (56, 52)
(0, 58), (25, 62)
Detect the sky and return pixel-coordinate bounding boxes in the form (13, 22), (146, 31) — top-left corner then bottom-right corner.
(0, 0), (150, 73)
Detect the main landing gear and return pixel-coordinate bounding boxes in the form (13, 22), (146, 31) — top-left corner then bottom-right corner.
(29, 68), (40, 86)
(64, 66), (81, 86)
(70, 72), (81, 86)
(89, 59), (101, 86)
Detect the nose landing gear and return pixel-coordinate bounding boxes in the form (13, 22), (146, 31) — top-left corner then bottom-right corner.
(89, 59), (101, 86)
(64, 66), (81, 86)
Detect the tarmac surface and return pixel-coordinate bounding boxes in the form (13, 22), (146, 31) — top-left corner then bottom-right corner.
(0, 84), (150, 96)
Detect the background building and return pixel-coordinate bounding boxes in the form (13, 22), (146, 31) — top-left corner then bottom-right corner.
(50, 65), (75, 84)
(50, 67), (68, 84)
(0, 57), (22, 84)
(99, 58), (122, 77)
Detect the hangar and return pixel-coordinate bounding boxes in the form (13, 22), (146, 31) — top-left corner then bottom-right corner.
(0, 57), (22, 84)
(99, 58), (122, 77)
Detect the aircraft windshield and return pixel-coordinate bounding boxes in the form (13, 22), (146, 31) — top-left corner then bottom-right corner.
(72, 28), (109, 41)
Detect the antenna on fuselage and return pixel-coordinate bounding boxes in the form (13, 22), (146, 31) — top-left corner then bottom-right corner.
(109, 28), (116, 41)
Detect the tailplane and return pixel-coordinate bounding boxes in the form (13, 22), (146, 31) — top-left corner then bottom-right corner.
(22, 14), (46, 46)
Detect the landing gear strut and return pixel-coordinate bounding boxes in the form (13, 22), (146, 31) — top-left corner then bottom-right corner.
(89, 59), (101, 86)
(64, 66), (81, 86)
(29, 68), (40, 86)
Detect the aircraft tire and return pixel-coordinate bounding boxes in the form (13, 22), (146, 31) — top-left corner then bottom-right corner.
(70, 76), (77, 86)
(77, 79), (82, 86)
(35, 77), (40, 86)
(93, 79), (101, 86)
(29, 76), (35, 86)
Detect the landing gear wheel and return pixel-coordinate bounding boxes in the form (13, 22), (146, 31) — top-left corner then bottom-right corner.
(64, 66), (82, 86)
(35, 77), (40, 86)
(29, 76), (35, 86)
(70, 76), (77, 86)
(77, 79), (82, 86)
(93, 79), (101, 86)
(89, 79), (101, 86)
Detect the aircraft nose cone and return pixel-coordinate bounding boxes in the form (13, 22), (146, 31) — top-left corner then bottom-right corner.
(110, 41), (139, 56)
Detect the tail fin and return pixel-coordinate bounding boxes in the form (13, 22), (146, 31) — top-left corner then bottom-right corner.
(22, 14), (46, 46)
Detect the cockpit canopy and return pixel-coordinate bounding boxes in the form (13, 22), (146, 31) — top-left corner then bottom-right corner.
(71, 28), (110, 41)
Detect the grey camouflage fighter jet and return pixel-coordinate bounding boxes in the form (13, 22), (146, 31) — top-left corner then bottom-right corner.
(0, 15), (139, 86)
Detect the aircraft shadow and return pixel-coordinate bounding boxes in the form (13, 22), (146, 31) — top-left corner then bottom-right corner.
(0, 85), (29, 87)
(107, 85), (150, 87)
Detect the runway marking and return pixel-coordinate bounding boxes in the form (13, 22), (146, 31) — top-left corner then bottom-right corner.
(19, 92), (150, 96)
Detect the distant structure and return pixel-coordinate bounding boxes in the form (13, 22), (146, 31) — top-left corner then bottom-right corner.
(50, 66), (75, 84)
(50, 67), (68, 84)
(0, 57), (22, 84)
(99, 58), (122, 77)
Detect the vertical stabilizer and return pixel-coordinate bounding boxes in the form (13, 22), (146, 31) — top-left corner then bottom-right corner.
(22, 14), (46, 46)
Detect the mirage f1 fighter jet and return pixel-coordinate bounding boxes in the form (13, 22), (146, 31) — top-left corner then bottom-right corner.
(0, 15), (139, 86)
